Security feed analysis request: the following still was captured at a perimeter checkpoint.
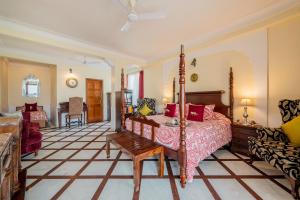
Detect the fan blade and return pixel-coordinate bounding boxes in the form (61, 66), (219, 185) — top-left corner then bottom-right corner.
(114, 0), (130, 13)
(121, 21), (132, 32)
(138, 12), (166, 21)
(128, 0), (136, 10)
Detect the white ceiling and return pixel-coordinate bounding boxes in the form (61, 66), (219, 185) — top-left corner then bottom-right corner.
(0, 0), (298, 61)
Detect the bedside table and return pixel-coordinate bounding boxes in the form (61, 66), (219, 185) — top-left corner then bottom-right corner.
(231, 123), (259, 156)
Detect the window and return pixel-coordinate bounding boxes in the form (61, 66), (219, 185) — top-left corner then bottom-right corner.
(22, 74), (40, 97)
(127, 72), (139, 105)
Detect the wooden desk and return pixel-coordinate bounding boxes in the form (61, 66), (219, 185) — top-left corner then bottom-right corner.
(0, 117), (22, 193)
(58, 102), (88, 128)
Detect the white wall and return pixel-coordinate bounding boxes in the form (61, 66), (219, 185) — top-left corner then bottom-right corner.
(145, 29), (268, 125)
(7, 60), (53, 119)
(268, 15), (300, 127)
(56, 64), (111, 126)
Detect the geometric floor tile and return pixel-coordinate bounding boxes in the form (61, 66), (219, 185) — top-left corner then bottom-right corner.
(252, 161), (284, 176)
(27, 161), (61, 176)
(71, 150), (98, 159)
(58, 179), (102, 200)
(26, 179), (69, 200)
(47, 150), (77, 159)
(65, 142), (89, 149)
(81, 161), (113, 175)
(112, 161), (133, 175)
(49, 161), (86, 176)
(175, 179), (214, 200)
(99, 179), (134, 200)
(142, 161), (168, 175)
(140, 179), (173, 200)
(223, 161), (262, 175)
(213, 150), (239, 159)
(209, 179), (255, 200)
(23, 122), (295, 200)
(199, 161), (230, 175)
(243, 179), (294, 200)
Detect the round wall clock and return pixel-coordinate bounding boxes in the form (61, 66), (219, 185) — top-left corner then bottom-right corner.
(190, 73), (198, 82)
(66, 78), (78, 88)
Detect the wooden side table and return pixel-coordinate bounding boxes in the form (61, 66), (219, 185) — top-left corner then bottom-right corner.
(231, 123), (260, 156)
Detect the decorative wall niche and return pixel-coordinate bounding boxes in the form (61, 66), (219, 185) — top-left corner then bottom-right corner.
(22, 74), (40, 97)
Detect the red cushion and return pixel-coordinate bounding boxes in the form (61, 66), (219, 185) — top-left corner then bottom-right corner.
(164, 103), (176, 117)
(25, 103), (38, 112)
(187, 104), (205, 122)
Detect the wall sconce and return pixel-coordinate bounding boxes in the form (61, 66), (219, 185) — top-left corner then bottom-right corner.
(240, 98), (255, 125)
(191, 58), (197, 67)
(69, 68), (73, 74)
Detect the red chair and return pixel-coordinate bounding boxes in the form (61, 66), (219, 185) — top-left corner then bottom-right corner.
(21, 112), (42, 156)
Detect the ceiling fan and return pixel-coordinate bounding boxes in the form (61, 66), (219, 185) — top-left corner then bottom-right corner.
(72, 56), (113, 67)
(117, 0), (166, 32)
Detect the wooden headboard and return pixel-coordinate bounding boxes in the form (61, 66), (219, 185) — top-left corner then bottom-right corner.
(184, 91), (231, 119)
(174, 67), (234, 121)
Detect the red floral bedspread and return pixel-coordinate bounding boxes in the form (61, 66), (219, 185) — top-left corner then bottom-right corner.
(125, 112), (232, 181)
(30, 111), (48, 121)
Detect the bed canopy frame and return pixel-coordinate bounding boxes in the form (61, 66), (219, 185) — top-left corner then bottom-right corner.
(120, 45), (234, 187)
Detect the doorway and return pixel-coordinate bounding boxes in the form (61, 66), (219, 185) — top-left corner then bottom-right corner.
(86, 79), (103, 123)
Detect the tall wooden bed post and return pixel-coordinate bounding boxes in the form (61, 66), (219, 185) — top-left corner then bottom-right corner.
(121, 68), (126, 130)
(178, 45), (187, 187)
(229, 67), (234, 122)
(172, 77), (176, 103)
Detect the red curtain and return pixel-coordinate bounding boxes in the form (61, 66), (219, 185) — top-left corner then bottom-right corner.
(138, 70), (144, 99)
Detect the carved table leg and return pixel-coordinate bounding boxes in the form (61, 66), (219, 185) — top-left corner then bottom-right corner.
(106, 139), (110, 158)
(133, 158), (141, 192)
(159, 148), (164, 177)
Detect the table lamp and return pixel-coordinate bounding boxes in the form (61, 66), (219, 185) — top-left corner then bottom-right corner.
(240, 98), (254, 125)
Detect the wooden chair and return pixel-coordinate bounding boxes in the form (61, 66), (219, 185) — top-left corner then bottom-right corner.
(106, 116), (164, 192)
(65, 97), (83, 128)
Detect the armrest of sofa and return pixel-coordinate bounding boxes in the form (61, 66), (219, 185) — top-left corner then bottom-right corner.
(256, 127), (289, 143)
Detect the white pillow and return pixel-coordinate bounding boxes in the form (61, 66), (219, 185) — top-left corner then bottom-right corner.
(0, 111), (23, 119)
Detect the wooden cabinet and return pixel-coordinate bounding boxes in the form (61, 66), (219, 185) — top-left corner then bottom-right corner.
(0, 117), (22, 194)
(115, 89), (133, 131)
(231, 123), (259, 155)
(0, 133), (13, 200)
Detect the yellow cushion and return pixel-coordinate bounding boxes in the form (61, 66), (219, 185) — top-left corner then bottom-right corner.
(281, 115), (300, 147)
(139, 104), (152, 116)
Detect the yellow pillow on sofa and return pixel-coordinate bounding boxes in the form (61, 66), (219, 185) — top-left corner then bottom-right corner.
(139, 104), (152, 116)
(281, 115), (300, 147)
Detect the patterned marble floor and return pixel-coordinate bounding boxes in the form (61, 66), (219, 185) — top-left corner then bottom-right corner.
(22, 121), (298, 200)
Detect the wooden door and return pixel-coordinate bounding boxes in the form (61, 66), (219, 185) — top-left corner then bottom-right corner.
(86, 79), (103, 123)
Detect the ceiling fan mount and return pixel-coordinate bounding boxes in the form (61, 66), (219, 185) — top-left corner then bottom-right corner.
(117, 0), (166, 32)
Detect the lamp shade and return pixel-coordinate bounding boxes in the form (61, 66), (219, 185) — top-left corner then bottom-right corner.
(240, 98), (255, 106)
(162, 97), (170, 104)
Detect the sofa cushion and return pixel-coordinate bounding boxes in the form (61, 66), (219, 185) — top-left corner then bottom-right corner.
(137, 98), (156, 115)
(25, 103), (38, 112)
(278, 99), (300, 124)
(139, 104), (153, 116)
(282, 116), (300, 147)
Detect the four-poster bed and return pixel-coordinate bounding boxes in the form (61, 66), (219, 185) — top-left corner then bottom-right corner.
(120, 45), (234, 187)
